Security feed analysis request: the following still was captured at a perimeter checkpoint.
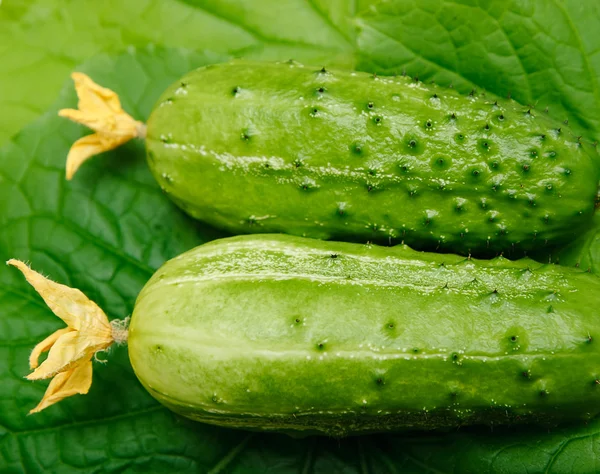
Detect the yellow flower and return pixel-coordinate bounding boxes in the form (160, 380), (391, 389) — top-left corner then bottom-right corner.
(7, 259), (126, 413)
(58, 73), (146, 180)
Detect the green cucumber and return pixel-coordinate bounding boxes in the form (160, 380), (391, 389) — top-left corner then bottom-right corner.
(128, 234), (600, 437)
(146, 60), (599, 256)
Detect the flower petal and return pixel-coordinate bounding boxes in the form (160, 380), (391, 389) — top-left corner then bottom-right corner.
(63, 133), (119, 180)
(29, 361), (93, 414)
(57, 73), (145, 180)
(8, 259), (124, 414)
(29, 327), (73, 370)
(27, 330), (104, 380)
(7, 259), (111, 333)
(71, 72), (124, 116)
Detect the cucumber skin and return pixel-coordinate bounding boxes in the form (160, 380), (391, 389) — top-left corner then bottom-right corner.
(128, 234), (600, 437)
(146, 60), (599, 256)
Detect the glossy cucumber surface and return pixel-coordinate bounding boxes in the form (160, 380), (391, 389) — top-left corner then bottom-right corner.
(146, 60), (599, 256)
(128, 234), (600, 436)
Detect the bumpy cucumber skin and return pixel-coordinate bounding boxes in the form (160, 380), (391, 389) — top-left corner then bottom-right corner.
(128, 234), (600, 437)
(146, 60), (599, 256)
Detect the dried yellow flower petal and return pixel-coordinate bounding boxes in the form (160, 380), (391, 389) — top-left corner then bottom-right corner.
(7, 259), (125, 413)
(59, 72), (146, 180)
(29, 327), (71, 370)
(29, 361), (93, 414)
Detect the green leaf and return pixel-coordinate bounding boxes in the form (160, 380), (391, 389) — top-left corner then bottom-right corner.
(0, 0), (355, 144)
(544, 213), (600, 273)
(3, 2), (600, 473)
(355, 0), (600, 141)
(369, 420), (600, 474)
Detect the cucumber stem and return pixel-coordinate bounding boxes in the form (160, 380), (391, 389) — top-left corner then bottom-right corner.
(110, 317), (130, 344)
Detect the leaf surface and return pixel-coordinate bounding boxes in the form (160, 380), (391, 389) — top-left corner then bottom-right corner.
(2, 1), (600, 472)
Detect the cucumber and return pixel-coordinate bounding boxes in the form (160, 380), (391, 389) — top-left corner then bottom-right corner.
(146, 60), (599, 256)
(128, 234), (600, 437)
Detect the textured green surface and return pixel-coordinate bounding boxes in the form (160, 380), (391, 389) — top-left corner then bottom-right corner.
(130, 234), (600, 436)
(3, 1), (600, 472)
(147, 61), (599, 256)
